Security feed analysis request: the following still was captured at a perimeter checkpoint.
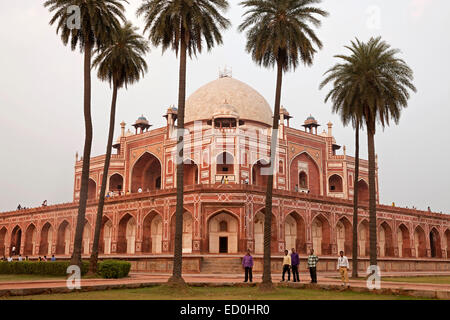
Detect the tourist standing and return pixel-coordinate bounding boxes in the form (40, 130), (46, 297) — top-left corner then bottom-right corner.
(18, 254), (23, 262)
(7, 256), (13, 262)
(307, 249), (319, 283)
(242, 249), (254, 283)
(291, 248), (300, 282)
(281, 250), (291, 282)
(51, 255), (56, 262)
(337, 251), (350, 287)
(43, 255), (47, 262)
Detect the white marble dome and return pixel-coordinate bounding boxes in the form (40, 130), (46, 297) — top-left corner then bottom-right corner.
(185, 76), (273, 126)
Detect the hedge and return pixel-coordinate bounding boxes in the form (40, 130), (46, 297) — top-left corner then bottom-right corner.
(97, 260), (131, 279)
(0, 261), (89, 276)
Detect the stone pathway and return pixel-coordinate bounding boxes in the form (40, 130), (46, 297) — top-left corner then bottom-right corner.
(0, 272), (449, 298)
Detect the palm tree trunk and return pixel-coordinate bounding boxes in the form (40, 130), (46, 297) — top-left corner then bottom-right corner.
(367, 124), (377, 266)
(261, 61), (283, 288)
(71, 40), (93, 268)
(89, 80), (118, 274)
(351, 120), (359, 278)
(169, 27), (187, 284)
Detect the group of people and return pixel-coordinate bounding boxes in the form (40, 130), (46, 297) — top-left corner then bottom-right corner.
(242, 249), (351, 287)
(2, 254), (57, 262)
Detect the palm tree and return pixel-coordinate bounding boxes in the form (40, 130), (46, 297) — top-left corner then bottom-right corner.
(137, 0), (230, 284)
(239, 0), (328, 289)
(44, 0), (126, 267)
(322, 37), (416, 267)
(89, 22), (149, 273)
(320, 62), (364, 277)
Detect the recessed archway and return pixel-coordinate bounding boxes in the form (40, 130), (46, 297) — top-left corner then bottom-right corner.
(170, 211), (193, 253)
(130, 152), (162, 193)
(81, 220), (91, 255)
(379, 221), (394, 257)
(117, 214), (136, 254)
(290, 152), (321, 195)
(284, 212), (306, 254)
(445, 229), (450, 259)
(357, 180), (369, 203)
(56, 220), (70, 255)
(329, 174), (343, 193)
(358, 220), (370, 257)
(109, 173), (124, 194)
(429, 228), (442, 258)
(24, 224), (37, 256)
(208, 211), (239, 253)
(336, 217), (352, 256)
(10, 225), (22, 256)
(87, 179), (97, 200)
(252, 159), (269, 187)
(397, 224), (411, 258)
(414, 226), (427, 258)
(142, 212), (163, 254)
(216, 152), (234, 174)
(254, 210), (278, 254)
(39, 222), (54, 256)
(99, 217), (113, 254)
(311, 214), (331, 255)
(0, 227), (7, 257)
(183, 159), (199, 186)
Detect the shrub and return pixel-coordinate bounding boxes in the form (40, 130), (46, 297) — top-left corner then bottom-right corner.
(97, 260), (131, 279)
(0, 261), (89, 276)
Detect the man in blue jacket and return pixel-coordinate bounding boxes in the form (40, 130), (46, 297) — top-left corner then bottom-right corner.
(291, 248), (300, 282)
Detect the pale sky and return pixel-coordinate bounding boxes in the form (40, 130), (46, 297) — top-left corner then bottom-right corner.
(0, 0), (449, 213)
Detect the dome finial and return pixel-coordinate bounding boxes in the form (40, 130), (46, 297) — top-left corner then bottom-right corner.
(219, 65), (232, 78)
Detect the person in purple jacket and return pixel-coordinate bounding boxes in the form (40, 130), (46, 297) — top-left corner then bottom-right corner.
(291, 248), (300, 282)
(242, 249), (254, 283)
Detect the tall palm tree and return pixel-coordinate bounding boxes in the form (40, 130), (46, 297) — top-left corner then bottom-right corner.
(320, 62), (364, 277)
(137, 0), (230, 284)
(322, 37), (416, 267)
(44, 0), (126, 267)
(239, 0), (328, 289)
(89, 22), (149, 273)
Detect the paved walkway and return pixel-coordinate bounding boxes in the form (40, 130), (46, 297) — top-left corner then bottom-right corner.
(1, 272), (450, 298)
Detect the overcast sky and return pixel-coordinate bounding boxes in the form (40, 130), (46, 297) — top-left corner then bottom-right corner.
(0, 0), (449, 213)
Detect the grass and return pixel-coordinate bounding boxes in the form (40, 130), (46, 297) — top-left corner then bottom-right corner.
(3, 285), (430, 300)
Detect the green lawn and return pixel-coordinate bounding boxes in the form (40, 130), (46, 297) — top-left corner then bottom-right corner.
(4, 285), (429, 300)
(382, 276), (450, 285)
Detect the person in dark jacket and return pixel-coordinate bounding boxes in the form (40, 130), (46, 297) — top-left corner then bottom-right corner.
(242, 249), (254, 283)
(291, 248), (300, 282)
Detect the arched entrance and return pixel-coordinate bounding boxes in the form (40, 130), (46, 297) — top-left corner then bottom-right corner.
(39, 223), (54, 256)
(311, 214), (331, 255)
(117, 214), (136, 254)
(290, 152), (321, 195)
(329, 174), (343, 193)
(414, 226), (427, 258)
(142, 212), (163, 254)
(429, 228), (442, 258)
(87, 179), (97, 200)
(130, 152), (162, 193)
(336, 217), (352, 255)
(254, 211), (277, 254)
(56, 221), (70, 255)
(109, 173), (124, 194)
(0, 227), (7, 257)
(284, 212), (306, 254)
(358, 220), (370, 257)
(208, 211), (239, 253)
(357, 180), (369, 203)
(82, 221), (91, 255)
(170, 212), (193, 253)
(10, 226), (22, 256)
(379, 222), (394, 257)
(24, 224), (37, 256)
(252, 159), (269, 187)
(397, 224), (411, 258)
(216, 152), (234, 174)
(183, 160), (199, 186)
(100, 217), (113, 254)
(445, 229), (450, 258)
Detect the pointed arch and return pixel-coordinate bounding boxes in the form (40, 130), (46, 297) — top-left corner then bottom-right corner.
(207, 210), (239, 253)
(109, 173), (124, 194)
(56, 220), (70, 255)
(87, 178), (97, 200)
(445, 229), (450, 259)
(358, 219), (370, 257)
(311, 213), (331, 255)
(81, 220), (92, 255)
(284, 211), (306, 254)
(216, 151), (234, 174)
(379, 221), (394, 257)
(397, 223), (411, 258)
(0, 227), (7, 257)
(39, 222), (54, 256)
(24, 223), (37, 256)
(429, 227), (442, 258)
(290, 151), (321, 195)
(254, 209), (278, 254)
(336, 216), (352, 255)
(10, 225), (22, 256)
(130, 152), (162, 193)
(99, 216), (113, 254)
(183, 159), (199, 186)
(117, 213), (136, 254)
(170, 210), (193, 253)
(357, 179), (369, 203)
(142, 210), (163, 254)
(251, 158), (270, 187)
(329, 174), (343, 193)
(414, 225), (427, 258)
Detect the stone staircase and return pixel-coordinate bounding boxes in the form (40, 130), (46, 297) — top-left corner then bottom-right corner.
(201, 257), (243, 274)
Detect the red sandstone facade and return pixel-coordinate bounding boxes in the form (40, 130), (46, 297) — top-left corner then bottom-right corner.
(1, 75), (449, 272)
